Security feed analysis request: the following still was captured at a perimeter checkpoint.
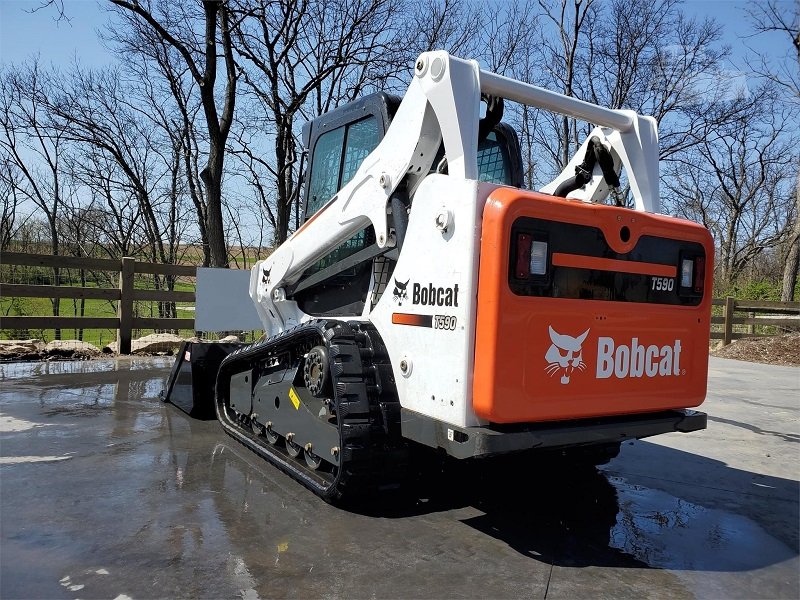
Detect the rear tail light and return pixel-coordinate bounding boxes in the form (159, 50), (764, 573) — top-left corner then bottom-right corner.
(514, 232), (549, 279)
(530, 241), (548, 275)
(693, 256), (705, 294)
(679, 254), (705, 297)
(681, 259), (693, 288)
(515, 233), (532, 278)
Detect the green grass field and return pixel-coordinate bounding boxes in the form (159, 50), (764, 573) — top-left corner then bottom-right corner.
(1, 279), (198, 348)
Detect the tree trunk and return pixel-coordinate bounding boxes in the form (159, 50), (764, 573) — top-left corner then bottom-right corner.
(781, 178), (800, 301)
(274, 126), (293, 245)
(201, 149), (228, 267)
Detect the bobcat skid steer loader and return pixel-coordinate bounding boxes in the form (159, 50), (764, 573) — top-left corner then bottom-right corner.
(164, 51), (712, 503)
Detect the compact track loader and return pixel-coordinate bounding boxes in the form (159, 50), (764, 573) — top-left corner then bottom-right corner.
(164, 52), (712, 503)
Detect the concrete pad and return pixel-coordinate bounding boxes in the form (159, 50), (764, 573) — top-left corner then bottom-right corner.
(0, 357), (797, 599)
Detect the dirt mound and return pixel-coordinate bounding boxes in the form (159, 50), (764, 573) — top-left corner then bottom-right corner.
(0, 339), (101, 361)
(711, 334), (800, 367)
(0, 339), (44, 361)
(44, 340), (101, 359)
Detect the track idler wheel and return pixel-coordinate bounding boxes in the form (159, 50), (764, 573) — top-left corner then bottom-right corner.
(303, 346), (330, 397)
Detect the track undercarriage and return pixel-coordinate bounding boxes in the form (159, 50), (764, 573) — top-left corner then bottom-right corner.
(215, 320), (407, 503)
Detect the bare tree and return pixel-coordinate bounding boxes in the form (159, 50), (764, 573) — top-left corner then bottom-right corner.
(44, 68), (171, 261)
(0, 161), (22, 252)
(506, 0), (737, 196)
(109, 0), (237, 267)
(0, 63), (65, 258)
(583, 0), (732, 160)
(745, 0), (799, 100)
(475, 1), (538, 76)
(230, 0), (406, 244)
(66, 148), (146, 260)
(35, 65), (195, 322)
(104, 10), (214, 266)
(745, 0), (800, 300)
(0, 61), (69, 335)
(403, 0), (482, 61)
(533, 0), (597, 169)
(664, 87), (796, 284)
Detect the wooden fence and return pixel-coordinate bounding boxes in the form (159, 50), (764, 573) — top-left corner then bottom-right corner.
(1, 252), (195, 354)
(2, 253), (799, 352)
(711, 296), (800, 345)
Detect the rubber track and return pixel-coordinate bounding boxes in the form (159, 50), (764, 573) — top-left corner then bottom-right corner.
(215, 319), (406, 503)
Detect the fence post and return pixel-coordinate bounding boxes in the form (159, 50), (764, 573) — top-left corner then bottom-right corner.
(723, 295), (735, 346)
(118, 257), (134, 354)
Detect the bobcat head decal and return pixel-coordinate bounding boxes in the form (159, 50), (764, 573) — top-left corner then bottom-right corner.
(545, 326), (589, 385)
(261, 266), (271, 286)
(393, 278), (409, 304)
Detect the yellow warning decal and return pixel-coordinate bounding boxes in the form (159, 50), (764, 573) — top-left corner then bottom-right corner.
(288, 387), (301, 410)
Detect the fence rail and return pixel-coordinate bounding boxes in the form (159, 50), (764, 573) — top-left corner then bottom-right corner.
(3, 253), (799, 352)
(711, 296), (800, 345)
(1, 253), (196, 354)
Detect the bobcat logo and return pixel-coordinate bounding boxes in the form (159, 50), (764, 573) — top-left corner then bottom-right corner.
(261, 266), (271, 286)
(545, 326), (589, 385)
(393, 278), (409, 304)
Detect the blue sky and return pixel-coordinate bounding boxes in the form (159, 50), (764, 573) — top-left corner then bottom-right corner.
(0, 0), (792, 73)
(1, 1), (112, 69)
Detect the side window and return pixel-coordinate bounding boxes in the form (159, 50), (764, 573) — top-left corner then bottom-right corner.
(341, 117), (380, 185)
(304, 115), (380, 274)
(306, 126), (345, 218)
(305, 115), (379, 220)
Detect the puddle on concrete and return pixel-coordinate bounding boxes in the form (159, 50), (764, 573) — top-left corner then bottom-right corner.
(0, 359), (172, 412)
(0, 357), (173, 381)
(608, 476), (795, 571)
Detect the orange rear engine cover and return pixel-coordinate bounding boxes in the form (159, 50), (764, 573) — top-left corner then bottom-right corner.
(473, 188), (714, 424)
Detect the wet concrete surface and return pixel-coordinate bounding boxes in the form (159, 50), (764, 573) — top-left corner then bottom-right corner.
(0, 357), (797, 599)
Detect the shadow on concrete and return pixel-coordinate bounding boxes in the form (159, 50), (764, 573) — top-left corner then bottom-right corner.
(208, 434), (798, 574)
(707, 414), (800, 444)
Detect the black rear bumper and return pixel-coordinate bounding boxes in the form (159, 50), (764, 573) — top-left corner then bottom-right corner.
(400, 408), (707, 459)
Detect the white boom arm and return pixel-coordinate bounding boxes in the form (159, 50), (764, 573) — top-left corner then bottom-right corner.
(250, 51), (661, 334)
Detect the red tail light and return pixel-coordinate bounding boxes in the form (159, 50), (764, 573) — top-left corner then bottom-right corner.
(693, 256), (705, 294)
(515, 233), (532, 278)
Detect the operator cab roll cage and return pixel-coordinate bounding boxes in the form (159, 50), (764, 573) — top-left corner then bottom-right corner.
(293, 92), (525, 316)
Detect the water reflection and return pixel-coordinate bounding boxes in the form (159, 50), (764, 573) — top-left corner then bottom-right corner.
(0, 359), (170, 423)
(0, 357), (173, 382)
(202, 438), (798, 577)
(609, 478), (795, 571)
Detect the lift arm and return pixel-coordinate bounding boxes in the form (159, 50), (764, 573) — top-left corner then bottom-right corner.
(250, 51), (661, 335)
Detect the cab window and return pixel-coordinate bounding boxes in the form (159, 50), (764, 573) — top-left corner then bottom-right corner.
(305, 115), (379, 219)
(303, 115), (380, 274)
